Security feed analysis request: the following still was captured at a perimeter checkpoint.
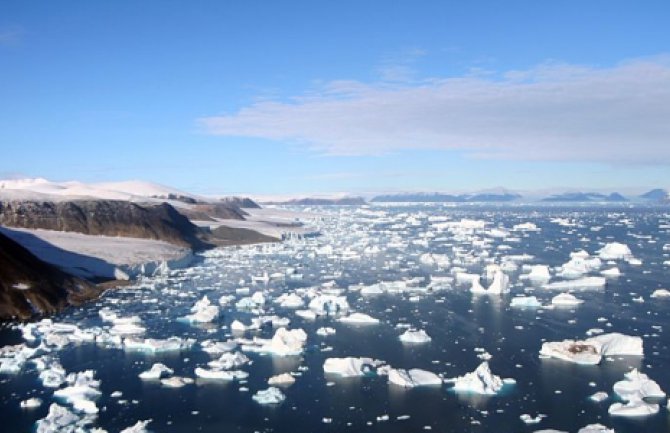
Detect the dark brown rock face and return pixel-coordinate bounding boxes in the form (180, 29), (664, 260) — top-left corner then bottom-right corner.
(0, 232), (101, 320)
(0, 200), (207, 249)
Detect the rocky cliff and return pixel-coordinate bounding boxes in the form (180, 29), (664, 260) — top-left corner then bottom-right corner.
(0, 232), (102, 320)
(0, 199), (208, 250)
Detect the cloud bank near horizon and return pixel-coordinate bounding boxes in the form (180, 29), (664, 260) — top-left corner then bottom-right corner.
(199, 56), (670, 164)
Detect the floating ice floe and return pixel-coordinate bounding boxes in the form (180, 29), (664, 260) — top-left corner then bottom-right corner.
(445, 362), (513, 395)
(208, 351), (249, 370)
(608, 369), (665, 417)
(316, 327), (336, 336)
(124, 337), (194, 353)
(399, 329), (432, 344)
(268, 372), (296, 386)
(308, 294), (350, 316)
(34, 403), (96, 433)
(523, 265), (551, 283)
(589, 391), (608, 402)
(20, 397), (42, 409)
(275, 293), (304, 308)
(577, 425), (614, 433)
(543, 277), (606, 291)
(200, 339), (237, 355)
(138, 363), (173, 380)
(323, 357), (385, 377)
(252, 387), (286, 404)
(387, 368), (442, 388)
(53, 370), (101, 414)
(160, 376), (194, 387)
(510, 296), (542, 308)
(600, 267), (620, 277)
(339, 313), (380, 325)
(120, 420), (152, 433)
(195, 367), (248, 381)
(181, 296), (219, 323)
(551, 293), (584, 307)
(650, 289), (670, 298)
(241, 328), (307, 356)
(470, 270), (510, 295)
(539, 333), (643, 365)
(598, 242), (632, 260)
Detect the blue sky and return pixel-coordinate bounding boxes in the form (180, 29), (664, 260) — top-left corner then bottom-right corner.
(1, 1), (669, 196)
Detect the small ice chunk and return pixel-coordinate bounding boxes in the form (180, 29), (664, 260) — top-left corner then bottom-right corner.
(598, 242), (632, 260)
(268, 373), (296, 386)
(195, 367), (248, 381)
(208, 351), (249, 370)
(510, 296), (542, 308)
(577, 425), (614, 433)
(551, 293), (584, 307)
(20, 397), (42, 409)
(252, 387), (285, 405)
(339, 313), (380, 325)
(651, 289), (670, 298)
(316, 327), (336, 336)
(160, 376), (194, 387)
(399, 329), (432, 344)
(139, 363), (173, 380)
(182, 296), (219, 323)
(589, 391), (608, 402)
(120, 420), (152, 433)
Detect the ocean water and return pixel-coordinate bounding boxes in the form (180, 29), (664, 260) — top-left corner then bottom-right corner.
(1, 204), (670, 433)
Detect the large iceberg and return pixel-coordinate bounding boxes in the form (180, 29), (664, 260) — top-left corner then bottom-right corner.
(539, 333), (643, 365)
(388, 368), (442, 388)
(608, 369), (665, 417)
(598, 242), (632, 260)
(445, 362), (511, 395)
(241, 328), (307, 356)
(323, 357), (385, 377)
(53, 370), (101, 414)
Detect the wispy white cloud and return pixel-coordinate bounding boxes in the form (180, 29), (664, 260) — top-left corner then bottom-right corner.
(199, 56), (670, 164)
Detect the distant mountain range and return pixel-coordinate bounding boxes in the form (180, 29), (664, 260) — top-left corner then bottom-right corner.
(366, 189), (668, 203)
(371, 192), (522, 203)
(265, 197), (367, 206)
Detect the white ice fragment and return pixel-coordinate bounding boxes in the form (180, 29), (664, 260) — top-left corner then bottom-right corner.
(53, 370), (101, 414)
(650, 289), (670, 298)
(120, 420), (152, 433)
(539, 333), (643, 365)
(543, 277), (606, 291)
(160, 376), (194, 387)
(182, 296), (219, 323)
(207, 352), (249, 370)
(275, 293), (304, 308)
(510, 296), (542, 308)
(316, 327), (336, 336)
(399, 329), (432, 344)
(195, 367), (248, 381)
(551, 293), (584, 307)
(445, 362), (509, 395)
(339, 313), (380, 325)
(589, 391), (608, 402)
(138, 363), (173, 380)
(576, 424), (614, 433)
(241, 328), (307, 356)
(387, 368), (442, 388)
(268, 373), (296, 386)
(323, 357), (385, 377)
(308, 294), (349, 316)
(252, 387), (285, 405)
(20, 397), (42, 409)
(600, 267), (621, 277)
(598, 242), (632, 260)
